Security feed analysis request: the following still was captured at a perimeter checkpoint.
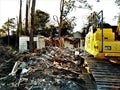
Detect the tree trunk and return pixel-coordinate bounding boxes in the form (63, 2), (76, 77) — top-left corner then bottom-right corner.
(29, 0), (36, 52)
(7, 18), (10, 46)
(18, 0), (22, 36)
(25, 0), (31, 35)
(15, 17), (19, 49)
(59, 0), (64, 47)
(25, 0), (29, 35)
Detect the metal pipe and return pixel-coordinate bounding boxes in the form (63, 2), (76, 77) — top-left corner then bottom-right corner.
(97, 10), (103, 52)
(101, 10), (103, 52)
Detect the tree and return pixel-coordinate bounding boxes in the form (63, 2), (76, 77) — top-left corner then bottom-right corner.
(49, 25), (57, 38)
(25, 0), (31, 35)
(0, 29), (6, 37)
(2, 18), (16, 35)
(61, 17), (76, 36)
(54, 0), (93, 47)
(34, 9), (50, 34)
(2, 18), (16, 46)
(58, 0), (93, 37)
(115, 0), (120, 22)
(115, 0), (120, 6)
(29, 0), (36, 52)
(63, 0), (92, 17)
(18, 0), (22, 36)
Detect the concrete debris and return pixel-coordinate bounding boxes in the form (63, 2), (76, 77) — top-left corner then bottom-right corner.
(0, 46), (87, 90)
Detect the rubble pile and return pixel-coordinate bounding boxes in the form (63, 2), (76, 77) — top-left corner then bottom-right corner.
(0, 46), (87, 90)
(0, 46), (19, 77)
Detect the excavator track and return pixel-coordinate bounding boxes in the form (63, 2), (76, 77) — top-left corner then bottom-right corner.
(85, 57), (120, 90)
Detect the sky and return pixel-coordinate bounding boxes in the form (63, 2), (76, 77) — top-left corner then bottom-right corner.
(0, 0), (119, 32)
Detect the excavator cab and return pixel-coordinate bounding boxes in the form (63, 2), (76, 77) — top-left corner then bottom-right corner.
(85, 10), (120, 63)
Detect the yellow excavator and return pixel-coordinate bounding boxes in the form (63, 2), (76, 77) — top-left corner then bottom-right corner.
(85, 10), (120, 64)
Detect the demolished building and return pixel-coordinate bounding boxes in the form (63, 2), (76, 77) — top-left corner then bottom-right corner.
(0, 45), (87, 90)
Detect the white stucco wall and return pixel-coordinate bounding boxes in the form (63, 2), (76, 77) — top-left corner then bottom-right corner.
(19, 36), (29, 52)
(38, 38), (45, 49)
(64, 40), (73, 48)
(19, 36), (45, 52)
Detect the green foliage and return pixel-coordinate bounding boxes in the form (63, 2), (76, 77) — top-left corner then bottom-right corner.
(2, 18), (16, 31)
(87, 11), (100, 26)
(115, 0), (120, 6)
(0, 29), (6, 37)
(50, 25), (57, 38)
(77, 0), (92, 10)
(34, 9), (50, 32)
(63, 0), (76, 18)
(58, 0), (92, 37)
(61, 17), (76, 36)
(63, 0), (92, 18)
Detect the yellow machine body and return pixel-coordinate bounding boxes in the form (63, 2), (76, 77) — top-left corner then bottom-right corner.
(85, 27), (120, 58)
